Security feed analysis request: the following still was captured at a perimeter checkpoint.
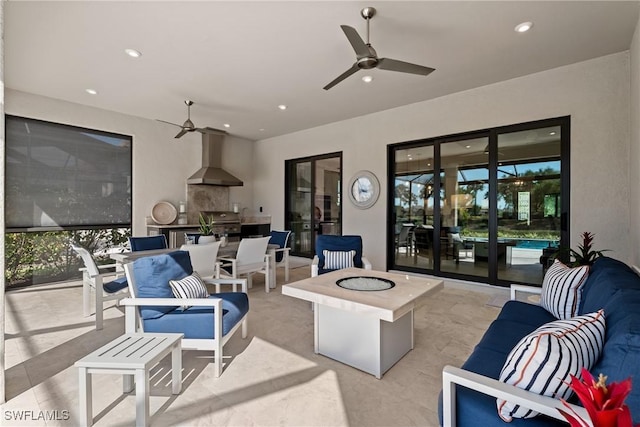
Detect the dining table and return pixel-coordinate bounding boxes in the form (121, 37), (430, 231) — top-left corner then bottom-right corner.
(110, 241), (280, 289)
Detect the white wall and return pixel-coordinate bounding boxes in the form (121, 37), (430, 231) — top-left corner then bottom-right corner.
(254, 52), (632, 270)
(630, 14), (640, 267)
(5, 89), (255, 235)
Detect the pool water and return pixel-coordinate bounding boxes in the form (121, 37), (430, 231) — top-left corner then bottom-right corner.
(515, 239), (558, 250)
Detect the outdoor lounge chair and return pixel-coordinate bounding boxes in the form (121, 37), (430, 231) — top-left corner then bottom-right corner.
(70, 242), (129, 330)
(122, 250), (249, 377)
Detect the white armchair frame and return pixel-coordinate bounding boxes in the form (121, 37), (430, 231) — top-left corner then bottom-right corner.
(441, 283), (591, 427)
(71, 242), (129, 330)
(122, 262), (248, 377)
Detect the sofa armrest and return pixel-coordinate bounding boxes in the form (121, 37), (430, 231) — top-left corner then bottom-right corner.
(362, 257), (372, 270)
(311, 256), (320, 277)
(510, 284), (542, 301)
(441, 365), (590, 427)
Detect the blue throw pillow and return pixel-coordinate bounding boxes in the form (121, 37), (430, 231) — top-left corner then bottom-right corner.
(132, 251), (193, 320)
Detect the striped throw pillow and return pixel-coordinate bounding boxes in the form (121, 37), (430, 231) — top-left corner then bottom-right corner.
(540, 259), (590, 319)
(323, 249), (356, 270)
(497, 310), (605, 421)
(169, 272), (209, 309)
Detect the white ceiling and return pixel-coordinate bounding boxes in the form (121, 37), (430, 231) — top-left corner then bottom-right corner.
(5, 1), (639, 141)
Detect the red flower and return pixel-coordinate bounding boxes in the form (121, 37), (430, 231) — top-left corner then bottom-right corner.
(559, 368), (636, 427)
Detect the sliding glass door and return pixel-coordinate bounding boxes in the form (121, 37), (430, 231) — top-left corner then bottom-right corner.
(388, 117), (569, 287)
(285, 152), (342, 258)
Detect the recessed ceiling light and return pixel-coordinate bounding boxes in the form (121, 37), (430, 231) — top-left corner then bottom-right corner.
(465, 145), (471, 149)
(278, 104), (287, 110)
(85, 89), (98, 95)
(223, 124), (230, 128)
(514, 21), (533, 33)
(259, 128), (265, 131)
(362, 75), (373, 83)
(549, 131), (556, 136)
(124, 48), (142, 58)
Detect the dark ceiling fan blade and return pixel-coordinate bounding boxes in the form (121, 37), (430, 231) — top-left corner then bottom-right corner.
(340, 25), (370, 59)
(156, 119), (183, 128)
(323, 63), (361, 90)
(377, 58), (435, 76)
(174, 129), (188, 139)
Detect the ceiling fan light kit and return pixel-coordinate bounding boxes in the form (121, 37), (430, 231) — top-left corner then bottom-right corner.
(324, 6), (435, 90)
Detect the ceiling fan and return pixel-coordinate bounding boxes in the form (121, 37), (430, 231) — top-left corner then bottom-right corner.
(157, 100), (226, 139)
(323, 7), (435, 90)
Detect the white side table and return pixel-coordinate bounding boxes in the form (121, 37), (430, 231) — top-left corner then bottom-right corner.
(75, 333), (183, 427)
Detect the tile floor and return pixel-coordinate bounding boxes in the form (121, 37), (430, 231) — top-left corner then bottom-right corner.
(3, 260), (507, 426)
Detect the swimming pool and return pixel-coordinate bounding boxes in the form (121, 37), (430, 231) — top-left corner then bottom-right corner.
(514, 239), (558, 250)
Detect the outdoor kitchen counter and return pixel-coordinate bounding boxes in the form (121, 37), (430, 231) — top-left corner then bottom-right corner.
(240, 215), (271, 225)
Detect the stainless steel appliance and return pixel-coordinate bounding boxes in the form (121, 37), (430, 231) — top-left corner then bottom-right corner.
(200, 211), (242, 242)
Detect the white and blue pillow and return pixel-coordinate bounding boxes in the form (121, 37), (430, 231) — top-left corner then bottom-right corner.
(169, 271), (209, 309)
(540, 259), (590, 319)
(323, 249), (356, 270)
(497, 310), (605, 421)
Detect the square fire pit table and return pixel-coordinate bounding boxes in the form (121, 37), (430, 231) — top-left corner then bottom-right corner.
(282, 268), (443, 378)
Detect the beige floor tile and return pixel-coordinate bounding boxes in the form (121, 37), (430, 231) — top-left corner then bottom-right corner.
(4, 265), (503, 426)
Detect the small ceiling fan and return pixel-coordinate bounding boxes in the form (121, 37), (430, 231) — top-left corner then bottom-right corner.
(157, 100), (226, 139)
(324, 7), (435, 90)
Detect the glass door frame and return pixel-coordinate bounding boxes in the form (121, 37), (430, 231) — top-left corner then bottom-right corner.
(285, 151), (343, 258)
(387, 116), (570, 287)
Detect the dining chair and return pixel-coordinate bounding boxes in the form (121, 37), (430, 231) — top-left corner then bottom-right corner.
(70, 242), (129, 330)
(219, 236), (272, 292)
(129, 235), (168, 252)
(269, 230), (291, 284)
(395, 223), (415, 256)
(179, 242), (225, 290)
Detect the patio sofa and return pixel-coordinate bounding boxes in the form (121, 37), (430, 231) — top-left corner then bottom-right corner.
(439, 256), (640, 426)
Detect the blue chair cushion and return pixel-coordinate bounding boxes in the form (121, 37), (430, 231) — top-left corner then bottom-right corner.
(185, 233), (201, 244)
(315, 235), (363, 272)
(269, 230), (290, 263)
(129, 235), (168, 251)
(132, 251), (193, 320)
(142, 293), (249, 339)
(103, 276), (128, 293)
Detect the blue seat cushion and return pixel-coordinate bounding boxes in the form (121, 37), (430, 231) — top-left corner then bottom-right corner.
(497, 300), (557, 327)
(436, 300), (562, 427)
(143, 293), (249, 339)
(315, 235), (363, 271)
(132, 251), (193, 320)
(103, 276), (128, 293)
(438, 384), (563, 427)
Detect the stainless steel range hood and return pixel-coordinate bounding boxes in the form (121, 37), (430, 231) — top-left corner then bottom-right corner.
(187, 130), (243, 186)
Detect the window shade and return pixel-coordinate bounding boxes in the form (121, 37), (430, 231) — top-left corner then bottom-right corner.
(5, 116), (132, 230)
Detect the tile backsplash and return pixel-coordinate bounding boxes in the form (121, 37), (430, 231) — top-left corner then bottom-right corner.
(186, 185), (229, 223)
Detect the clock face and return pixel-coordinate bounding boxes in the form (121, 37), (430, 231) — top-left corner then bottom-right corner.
(352, 177), (373, 202)
(348, 171), (380, 209)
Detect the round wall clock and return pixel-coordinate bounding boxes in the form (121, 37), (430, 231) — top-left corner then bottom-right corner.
(348, 170), (380, 209)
